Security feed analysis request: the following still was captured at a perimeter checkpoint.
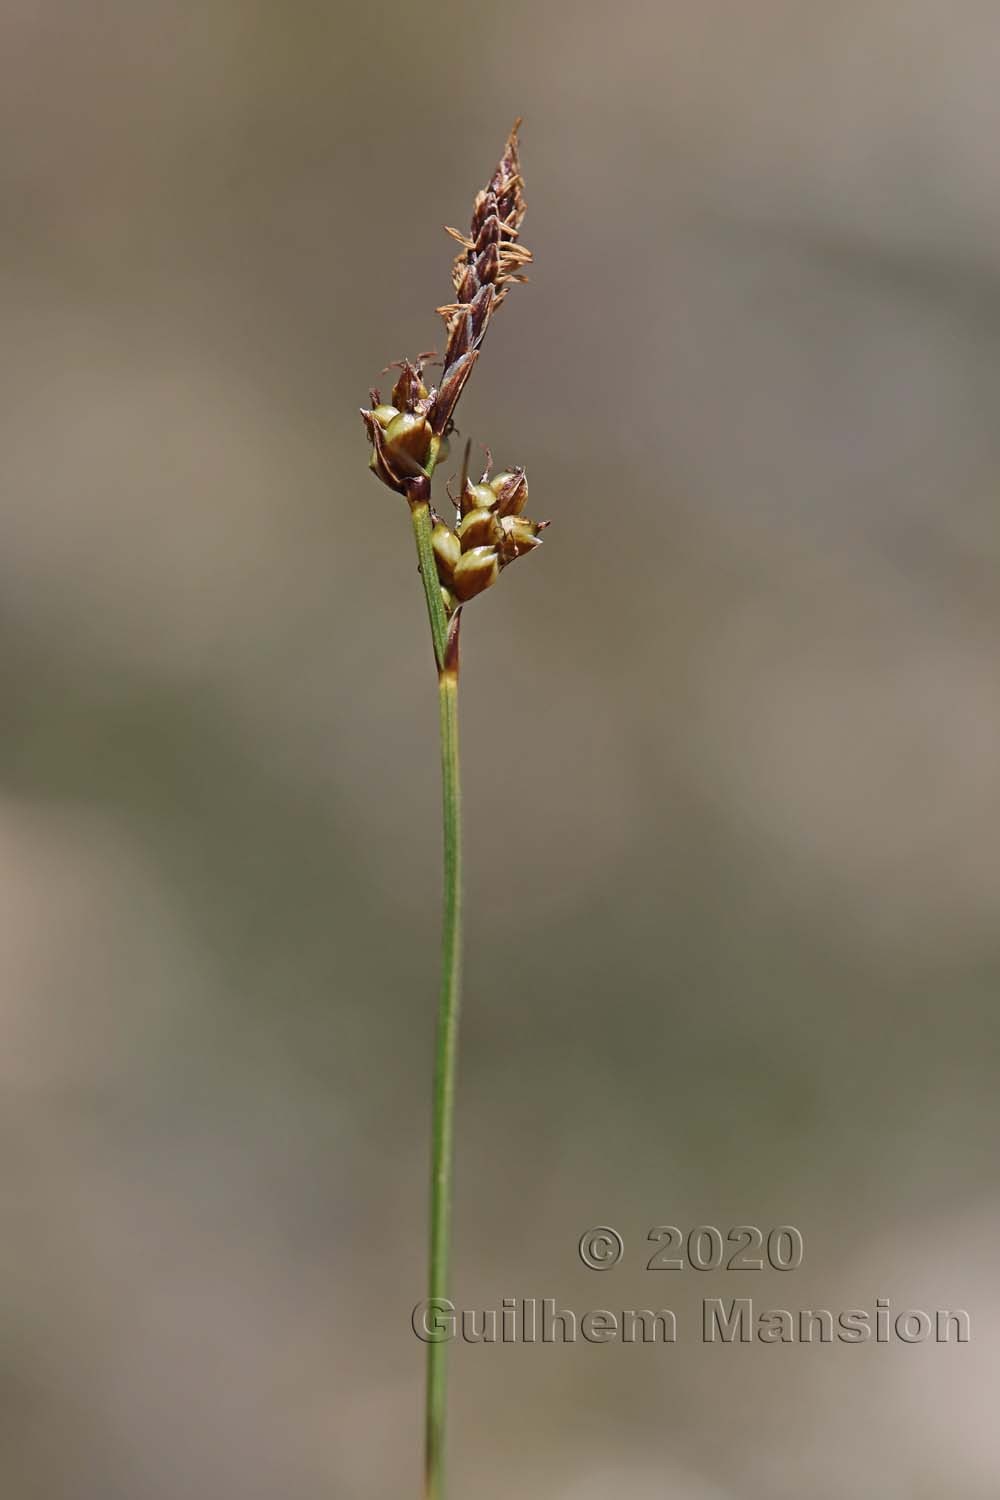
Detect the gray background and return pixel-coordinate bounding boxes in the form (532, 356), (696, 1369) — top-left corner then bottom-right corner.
(2, 2), (998, 1496)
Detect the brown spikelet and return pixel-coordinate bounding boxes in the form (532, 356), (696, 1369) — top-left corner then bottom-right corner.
(428, 121), (532, 436)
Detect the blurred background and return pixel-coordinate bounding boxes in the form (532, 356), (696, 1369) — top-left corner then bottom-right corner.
(2, 1), (999, 1495)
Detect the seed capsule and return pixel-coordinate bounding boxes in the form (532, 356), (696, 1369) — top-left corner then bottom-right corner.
(431, 522), (461, 584)
(383, 411), (432, 472)
(461, 478), (498, 516)
(391, 363), (428, 412)
(452, 545), (500, 601)
(370, 404), (399, 430)
(363, 408), (406, 492)
(499, 514), (547, 562)
(458, 507), (502, 552)
(489, 468), (528, 517)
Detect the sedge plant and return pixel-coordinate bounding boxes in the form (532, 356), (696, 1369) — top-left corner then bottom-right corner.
(360, 122), (545, 1499)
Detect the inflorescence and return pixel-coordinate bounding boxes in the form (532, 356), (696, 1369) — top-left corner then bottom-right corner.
(361, 122), (547, 618)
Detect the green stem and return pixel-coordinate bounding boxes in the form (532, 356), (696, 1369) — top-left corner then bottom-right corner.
(425, 655), (461, 1500)
(408, 471), (462, 1500)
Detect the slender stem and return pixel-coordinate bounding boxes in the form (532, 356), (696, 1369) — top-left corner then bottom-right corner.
(407, 467), (463, 1500)
(425, 654), (461, 1500)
